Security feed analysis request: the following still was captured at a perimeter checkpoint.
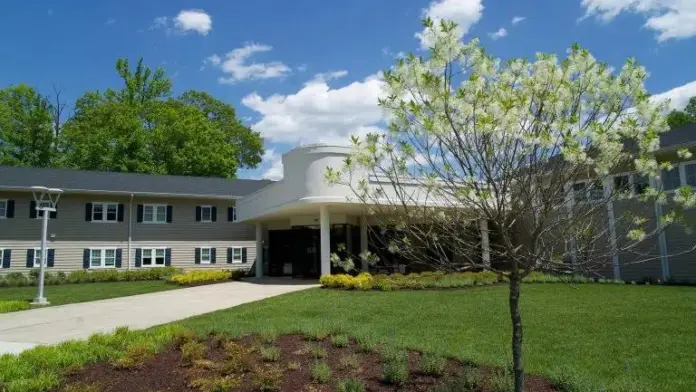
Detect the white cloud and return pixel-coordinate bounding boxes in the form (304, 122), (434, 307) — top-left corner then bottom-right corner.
(174, 9), (212, 36)
(242, 73), (385, 145)
(260, 149), (285, 180)
(309, 70), (348, 84)
(415, 0), (484, 48)
(207, 43), (291, 84)
(651, 80), (696, 110)
(581, 0), (696, 41)
(488, 28), (508, 40)
(511, 16), (526, 25)
(105, 18), (116, 26)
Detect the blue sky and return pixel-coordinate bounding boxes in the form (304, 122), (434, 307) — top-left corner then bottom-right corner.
(1, 0), (695, 179)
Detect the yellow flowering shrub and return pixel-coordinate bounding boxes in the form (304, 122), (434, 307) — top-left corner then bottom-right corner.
(168, 270), (232, 285)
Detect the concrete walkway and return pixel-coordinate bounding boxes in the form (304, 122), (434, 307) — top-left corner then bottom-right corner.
(0, 279), (317, 355)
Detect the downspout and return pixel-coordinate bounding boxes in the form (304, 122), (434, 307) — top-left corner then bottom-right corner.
(128, 193), (134, 270)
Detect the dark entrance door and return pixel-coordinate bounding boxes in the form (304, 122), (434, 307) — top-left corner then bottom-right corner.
(268, 228), (320, 278)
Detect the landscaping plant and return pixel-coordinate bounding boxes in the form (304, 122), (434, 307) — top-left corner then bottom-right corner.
(330, 334), (350, 347)
(180, 340), (207, 364)
(310, 361), (332, 384)
(189, 375), (241, 392)
(325, 16), (685, 392)
(419, 353), (447, 377)
(260, 346), (281, 362)
(336, 378), (366, 392)
(338, 353), (361, 371)
(251, 365), (284, 392)
(168, 270), (233, 285)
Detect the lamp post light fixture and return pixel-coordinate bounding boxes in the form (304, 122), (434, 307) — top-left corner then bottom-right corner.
(30, 186), (63, 306)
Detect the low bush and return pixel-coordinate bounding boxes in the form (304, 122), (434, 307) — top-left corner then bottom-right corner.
(189, 375), (241, 392)
(258, 329), (278, 344)
(168, 270), (232, 286)
(287, 361), (301, 371)
(489, 368), (514, 392)
(310, 361), (332, 383)
(180, 341), (207, 364)
(337, 378), (366, 392)
(251, 365), (284, 392)
(429, 366), (479, 392)
(0, 267), (182, 288)
(0, 300), (31, 313)
(355, 333), (380, 353)
(330, 334), (350, 348)
(419, 353), (447, 376)
(305, 343), (328, 359)
(381, 359), (409, 385)
(338, 354), (360, 371)
(112, 343), (156, 369)
(260, 346), (281, 362)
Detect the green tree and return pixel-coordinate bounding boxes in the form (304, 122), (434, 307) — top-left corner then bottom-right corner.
(666, 96), (696, 129)
(62, 58), (263, 177)
(0, 84), (55, 167)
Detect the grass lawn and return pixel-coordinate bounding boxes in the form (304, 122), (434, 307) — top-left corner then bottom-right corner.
(174, 284), (696, 391)
(0, 281), (180, 308)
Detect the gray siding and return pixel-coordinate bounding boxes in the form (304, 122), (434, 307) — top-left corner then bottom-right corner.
(612, 199), (663, 282)
(662, 206), (696, 283)
(0, 191), (255, 274)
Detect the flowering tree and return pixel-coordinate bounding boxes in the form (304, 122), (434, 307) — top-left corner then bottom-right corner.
(326, 19), (692, 391)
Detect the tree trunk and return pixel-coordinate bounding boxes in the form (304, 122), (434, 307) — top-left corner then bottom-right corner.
(509, 272), (524, 392)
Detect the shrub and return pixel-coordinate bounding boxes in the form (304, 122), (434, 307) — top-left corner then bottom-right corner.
(381, 360), (409, 385)
(260, 346), (281, 362)
(429, 367), (479, 392)
(310, 361), (332, 383)
(548, 367), (589, 392)
(305, 343), (328, 359)
(336, 378), (366, 392)
(251, 365), (284, 391)
(168, 270), (232, 285)
(355, 333), (380, 353)
(189, 375), (241, 392)
(489, 368), (514, 392)
(287, 361), (301, 371)
(339, 354), (360, 371)
(112, 343), (155, 369)
(90, 269), (120, 282)
(305, 326), (328, 341)
(259, 329), (278, 344)
(381, 345), (408, 363)
(0, 300), (31, 314)
(331, 334), (350, 348)
(5, 272), (30, 286)
(181, 340), (207, 363)
(172, 329), (198, 347)
(223, 341), (252, 373)
(419, 354), (446, 376)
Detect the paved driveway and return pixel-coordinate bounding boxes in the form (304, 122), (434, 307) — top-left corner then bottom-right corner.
(0, 279), (317, 355)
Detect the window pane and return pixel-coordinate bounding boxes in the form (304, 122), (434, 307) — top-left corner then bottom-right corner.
(661, 169), (680, 190)
(233, 248), (242, 260)
(634, 175), (649, 195)
(34, 249), (42, 266)
(91, 249), (102, 267)
(589, 182), (604, 201)
(143, 249), (152, 265)
(144, 206), (154, 221)
(0, 201), (6, 216)
(156, 249), (165, 257)
(202, 207), (211, 221)
(614, 175), (630, 194)
(106, 204), (117, 221)
(573, 182), (587, 203)
(156, 206), (166, 222)
(105, 249), (115, 266)
(202, 248), (210, 259)
(685, 164), (696, 187)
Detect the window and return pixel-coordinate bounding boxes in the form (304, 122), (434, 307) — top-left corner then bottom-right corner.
(685, 163), (696, 187)
(36, 201), (51, 218)
(201, 248), (211, 263)
(201, 206), (212, 222)
(613, 175), (631, 194)
(661, 168), (681, 191)
(92, 203), (118, 222)
(90, 248), (116, 268)
(142, 248), (166, 266)
(143, 204), (167, 223)
(0, 200), (6, 218)
(573, 181), (603, 203)
(231, 247), (243, 264)
(33, 248), (50, 267)
(229, 206), (237, 222)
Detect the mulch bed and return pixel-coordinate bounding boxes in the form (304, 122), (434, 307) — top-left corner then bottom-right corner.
(54, 334), (558, 392)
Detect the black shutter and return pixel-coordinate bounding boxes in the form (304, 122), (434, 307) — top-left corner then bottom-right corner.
(211, 248), (216, 264)
(83, 249), (90, 269)
(242, 248), (248, 263)
(6, 200), (14, 218)
(165, 248), (172, 266)
(85, 203), (93, 221)
(227, 207), (234, 221)
(137, 205), (144, 222)
(29, 201), (37, 219)
(2, 249), (11, 268)
(47, 249), (55, 267)
(49, 206), (57, 219)
(115, 249), (122, 268)
(166, 206), (173, 223)
(195, 206), (202, 222)
(212, 207), (217, 222)
(26, 249), (34, 267)
(195, 248), (201, 264)
(227, 248), (232, 264)
(135, 248), (142, 267)
(117, 204), (125, 222)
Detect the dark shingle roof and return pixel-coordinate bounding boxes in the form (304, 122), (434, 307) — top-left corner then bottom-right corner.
(0, 166), (272, 198)
(660, 123), (696, 150)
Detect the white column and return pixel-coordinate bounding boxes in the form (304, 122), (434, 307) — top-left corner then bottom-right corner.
(479, 219), (490, 268)
(320, 205), (331, 276)
(255, 222), (263, 278)
(360, 216), (369, 271)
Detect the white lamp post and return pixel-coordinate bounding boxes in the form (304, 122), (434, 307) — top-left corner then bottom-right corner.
(30, 186), (63, 306)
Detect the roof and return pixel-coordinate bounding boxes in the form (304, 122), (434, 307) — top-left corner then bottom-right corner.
(660, 123), (696, 150)
(0, 166), (273, 198)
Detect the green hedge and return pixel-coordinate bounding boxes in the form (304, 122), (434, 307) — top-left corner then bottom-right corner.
(166, 269), (249, 286)
(0, 267), (182, 288)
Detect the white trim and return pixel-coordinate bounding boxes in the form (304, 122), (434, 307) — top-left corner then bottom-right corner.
(0, 248), (5, 268)
(0, 199), (7, 219)
(88, 247), (118, 269)
(0, 186), (247, 199)
(32, 247), (51, 268)
(200, 247), (212, 264)
(143, 204), (168, 224)
(141, 247), (167, 267)
(91, 202), (119, 223)
(231, 246), (243, 264)
(200, 205), (213, 223)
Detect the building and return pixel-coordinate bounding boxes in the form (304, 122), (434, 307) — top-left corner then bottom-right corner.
(1, 126), (696, 282)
